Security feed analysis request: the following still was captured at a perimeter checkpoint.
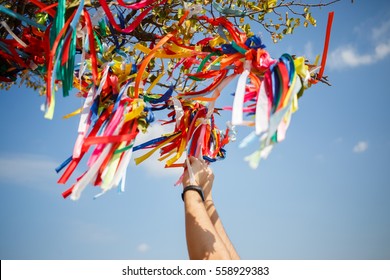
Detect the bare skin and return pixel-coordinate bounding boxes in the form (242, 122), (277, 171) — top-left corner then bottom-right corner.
(182, 156), (240, 260)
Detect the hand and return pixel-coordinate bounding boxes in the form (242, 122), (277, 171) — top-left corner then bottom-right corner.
(182, 156), (214, 201)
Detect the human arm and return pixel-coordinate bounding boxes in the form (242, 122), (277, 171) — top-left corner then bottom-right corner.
(199, 161), (240, 260)
(182, 156), (239, 260)
(183, 189), (231, 260)
(204, 199), (240, 260)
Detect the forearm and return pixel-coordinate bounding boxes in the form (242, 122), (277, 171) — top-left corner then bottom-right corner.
(184, 191), (231, 260)
(204, 199), (240, 260)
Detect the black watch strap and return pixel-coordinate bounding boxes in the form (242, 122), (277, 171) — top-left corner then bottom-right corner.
(182, 185), (205, 202)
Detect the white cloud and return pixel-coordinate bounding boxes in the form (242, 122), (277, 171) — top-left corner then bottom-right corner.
(328, 19), (390, 69)
(372, 19), (390, 41)
(375, 41), (390, 59)
(0, 154), (59, 190)
(353, 141), (368, 153)
(132, 151), (183, 179)
(137, 243), (150, 253)
(135, 123), (175, 145)
(69, 220), (119, 243)
(328, 41), (390, 69)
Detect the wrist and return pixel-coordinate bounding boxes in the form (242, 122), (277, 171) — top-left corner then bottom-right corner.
(183, 191), (204, 205)
(182, 185), (205, 202)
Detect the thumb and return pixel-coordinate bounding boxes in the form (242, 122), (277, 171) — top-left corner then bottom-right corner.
(185, 157), (196, 185)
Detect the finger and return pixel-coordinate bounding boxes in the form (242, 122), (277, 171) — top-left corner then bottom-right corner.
(188, 155), (200, 164)
(188, 156), (203, 169)
(185, 157), (196, 185)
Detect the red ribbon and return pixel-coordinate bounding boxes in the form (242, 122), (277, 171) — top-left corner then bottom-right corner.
(98, 0), (167, 34)
(84, 9), (99, 85)
(311, 11), (334, 84)
(117, 0), (160, 9)
(27, 0), (56, 17)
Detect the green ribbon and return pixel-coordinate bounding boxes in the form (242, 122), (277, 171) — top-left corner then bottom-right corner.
(0, 5), (47, 30)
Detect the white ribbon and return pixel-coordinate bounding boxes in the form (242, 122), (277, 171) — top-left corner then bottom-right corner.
(255, 81), (269, 135)
(172, 97), (184, 128)
(71, 113), (124, 200)
(1, 21), (27, 48)
(232, 60), (251, 126)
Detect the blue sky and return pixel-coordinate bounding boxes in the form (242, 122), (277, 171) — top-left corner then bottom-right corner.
(1, 0), (390, 260)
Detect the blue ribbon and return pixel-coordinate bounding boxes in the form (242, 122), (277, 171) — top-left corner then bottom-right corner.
(133, 135), (170, 151)
(245, 36), (266, 50)
(116, 7), (126, 29)
(144, 106), (155, 123)
(106, 19), (120, 49)
(280, 54), (295, 86)
(221, 44), (237, 54)
(147, 84), (174, 104)
(55, 156), (73, 173)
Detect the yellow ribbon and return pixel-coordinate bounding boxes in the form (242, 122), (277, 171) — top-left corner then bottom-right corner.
(134, 43), (197, 59)
(63, 107), (83, 119)
(44, 91), (55, 120)
(294, 57), (309, 80)
(158, 148), (177, 162)
(134, 133), (181, 165)
(101, 142), (125, 190)
(165, 135), (187, 166)
(146, 71), (165, 94)
(123, 99), (145, 123)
